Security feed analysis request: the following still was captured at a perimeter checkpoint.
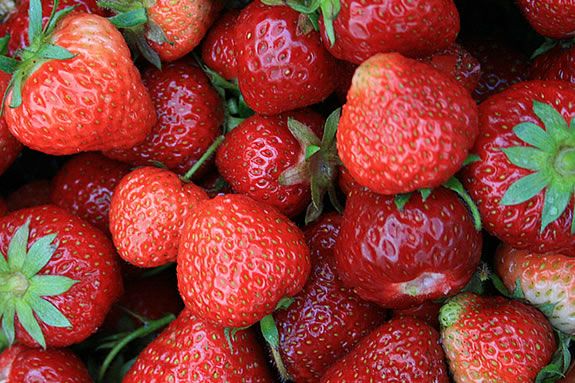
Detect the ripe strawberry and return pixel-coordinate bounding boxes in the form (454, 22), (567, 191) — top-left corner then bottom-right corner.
(531, 45), (575, 85)
(422, 44), (481, 93)
(123, 309), (273, 382)
(464, 81), (575, 256)
(496, 245), (575, 335)
(178, 194), (311, 328)
(274, 213), (385, 382)
(201, 10), (240, 80)
(0, 206), (123, 348)
(516, 0), (575, 39)
(235, 1), (337, 115)
(321, 317), (448, 383)
(51, 153), (130, 234)
(334, 188), (482, 309)
(6, 180), (51, 211)
(337, 166), (365, 197)
(392, 301), (442, 329)
(0, 72), (21, 176)
(0, 1), (156, 155)
(0, 344), (92, 382)
(109, 166), (208, 268)
(337, 53), (478, 195)
(440, 292), (556, 382)
(104, 61), (223, 175)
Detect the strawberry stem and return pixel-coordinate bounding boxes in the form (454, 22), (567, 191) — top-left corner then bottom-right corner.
(181, 135), (225, 182)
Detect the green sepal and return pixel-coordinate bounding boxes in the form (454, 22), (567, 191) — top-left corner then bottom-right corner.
(502, 147), (547, 171)
(109, 8), (148, 28)
(419, 188), (432, 202)
(21, 234), (57, 277)
(44, 5), (76, 36)
(28, 0), (43, 44)
(0, 35), (10, 56)
(320, 0), (341, 46)
(514, 122), (555, 152)
(0, 56), (18, 75)
(536, 331), (573, 383)
(260, 313), (291, 381)
(533, 101), (570, 142)
(541, 182), (571, 232)
(500, 171), (550, 206)
(7, 220), (30, 270)
(531, 38), (558, 59)
(28, 275), (77, 296)
(511, 278), (525, 299)
(16, 300), (46, 348)
(462, 153), (480, 167)
(489, 272), (512, 298)
(322, 108), (340, 149)
(37, 44), (76, 60)
(443, 177), (482, 231)
(537, 302), (558, 318)
(394, 193), (411, 211)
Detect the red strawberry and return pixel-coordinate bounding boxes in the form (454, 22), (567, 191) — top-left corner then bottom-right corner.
(201, 10), (240, 80)
(337, 53), (478, 195)
(123, 309), (273, 382)
(235, 1), (338, 115)
(0, 344), (92, 382)
(464, 81), (575, 256)
(109, 166), (208, 268)
(334, 188), (482, 309)
(0, 205), (123, 348)
(422, 43), (481, 93)
(51, 153), (130, 234)
(391, 301), (442, 329)
(334, 60), (357, 103)
(0, 198), (8, 216)
(531, 45), (575, 85)
(6, 180), (52, 211)
(0, 3), (156, 155)
(496, 245), (575, 335)
(516, 0), (575, 39)
(178, 194), (311, 328)
(0, 72), (22, 176)
(104, 61), (223, 175)
(440, 292), (556, 382)
(337, 166), (365, 197)
(274, 213), (385, 382)
(321, 317), (449, 383)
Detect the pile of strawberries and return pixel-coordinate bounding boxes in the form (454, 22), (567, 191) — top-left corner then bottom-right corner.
(0, 0), (575, 382)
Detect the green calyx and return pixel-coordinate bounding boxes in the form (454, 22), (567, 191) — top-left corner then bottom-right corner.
(0, 219), (77, 348)
(279, 108), (343, 224)
(499, 100), (575, 234)
(438, 298), (463, 329)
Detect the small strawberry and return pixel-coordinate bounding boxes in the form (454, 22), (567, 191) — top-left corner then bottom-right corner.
(274, 213), (385, 382)
(337, 53), (478, 195)
(464, 81), (575, 256)
(0, 206), (123, 348)
(0, 344), (92, 382)
(178, 194), (311, 328)
(6, 180), (52, 211)
(235, 1), (337, 115)
(123, 309), (273, 382)
(201, 10), (240, 80)
(109, 166), (208, 268)
(516, 0), (575, 39)
(321, 317), (449, 383)
(422, 43), (481, 93)
(531, 44), (575, 85)
(391, 301), (442, 329)
(0, 0), (156, 155)
(440, 292), (556, 382)
(0, 72), (21, 176)
(334, 187), (482, 309)
(51, 153), (130, 234)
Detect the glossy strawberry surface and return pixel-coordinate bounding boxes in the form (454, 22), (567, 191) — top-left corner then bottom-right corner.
(422, 43), (481, 92)
(6, 180), (52, 211)
(0, 72), (22, 176)
(531, 45), (575, 85)
(516, 0), (575, 39)
(201, 10), (240, 80)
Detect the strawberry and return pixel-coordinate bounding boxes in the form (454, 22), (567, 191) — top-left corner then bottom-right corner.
(177, 194), (311, 328)
(104, 61), (223, 176)
(421, 43), (481, 93)
(5, 180), (52, 211)
(109, 166), (208, 268)
(0, 72), (21, 176)
(440, 292), (556, 382)
(516, 0), (575, 39)
(337, 165), (365, 197)
(123, 309), (273, 382)
(531, 45), (575, 85)
(334, 60), (356, 103)
(0, 205), (123, 348)
(321, 317), (449, 383)
(201, 10), (240, 80)
(464, 81), (575, 256)
(274, 213), (385, 382)
(496, 245), (575, 335)
(337, 53), (478, 195)
(0, 344), (92, 382)
(0, 1), (156, 155)
(51, 153), (130, 234)
(235, 1), (337, 115)
(391, 301), (442, 329)
(334, 188), (482, 309)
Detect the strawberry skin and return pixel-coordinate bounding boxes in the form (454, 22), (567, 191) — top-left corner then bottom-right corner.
(201, 10), (240, 80)
(392, 301), (442, 329)
(235, 1), (337, 115)
(0, 72), (22, 176)
(531, 45), (575, 85)
(334, 188), (482, 309)
(440, 293), (556, 383)
(275, 213), (386, 381)
(124, 309), (273, 382)
(337, 53), (478, 195)
(51, 153), (130, 234)
(6, 180), (52, 211)
(4, 13), (156, 155)
(321, 317), (449, 383)
(516, 0), (575, 39)
(422, 44), (481, 93)
(178, 194), (311, 328)
(109, 167), (208, 268)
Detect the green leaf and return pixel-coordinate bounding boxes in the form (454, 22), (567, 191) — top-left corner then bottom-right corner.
(322, 108), (341, 149)
(145, 19), (170, 45)
(513, 122), (556, 152)
(541, 182), (571, 232)
(0, 35), (10, 56)
(28, 275), (77, 297)
(462, 154), (480, 167)
(132, 33), (162, 71)
(279, 163), (309, 186)
(27, 295), (71, 328)
(537, 302), (557, 318)
(511, 278), (525, 299)
(536, 331), (572, 383)
(21, 234), (57, 278)
(490, 273), (511, 298)
(533, 101), (569, 142)
(0, 56), (20, 75)
(15, 300), (45, 348)
(28, 0), (43, 44)
(7, 220), (30, 271)
(305, 145), (321, 160)
(320, 0), (341, 46)
(327, 184), (343, 214)
(37, 44), (75, 60)
(0, 253), (9, 273)
(287, 118), (321, 148)
(109, 8), (148, 28)
(419, 188), (432, 202)
(502, 146), (547, 171)
(500, 171), (550, 206)
(394, 193), (411, 211)
(260, 314), (280, 349)
(443, 177), (482, 231)
(275, 297), (294, 311)
(44, 6), (76, 36)
(531, 38), (558, 59)
(1, 304), (16, 344)
(9, 71), (24, 108)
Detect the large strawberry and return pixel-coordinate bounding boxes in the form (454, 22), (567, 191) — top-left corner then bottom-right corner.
(0, 0), (155, 155)
(235, 1), (337, 115)
(6, 180), (52, 211)
(109, 166), (208, 268)
(334, 188), (482, 309)
(201, 10), (240, 80)
(104, 61), (223, 175)
(440, 292), (556, 382)
(0, 72), (21, 176)
(0, 344), (92, 382)
(274, 213), (385, 382)
(337, 53), (478, 195)
(0, 206), (123, 348)
(516, 0), (575, 39)
(464, 81), (575, 256)
(321, 317), (448, 383)
(123, 309), (273, 382)
(531, 45), (575, 85)
(51, 153), (130, 233)
(178, 194), (311, 328)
